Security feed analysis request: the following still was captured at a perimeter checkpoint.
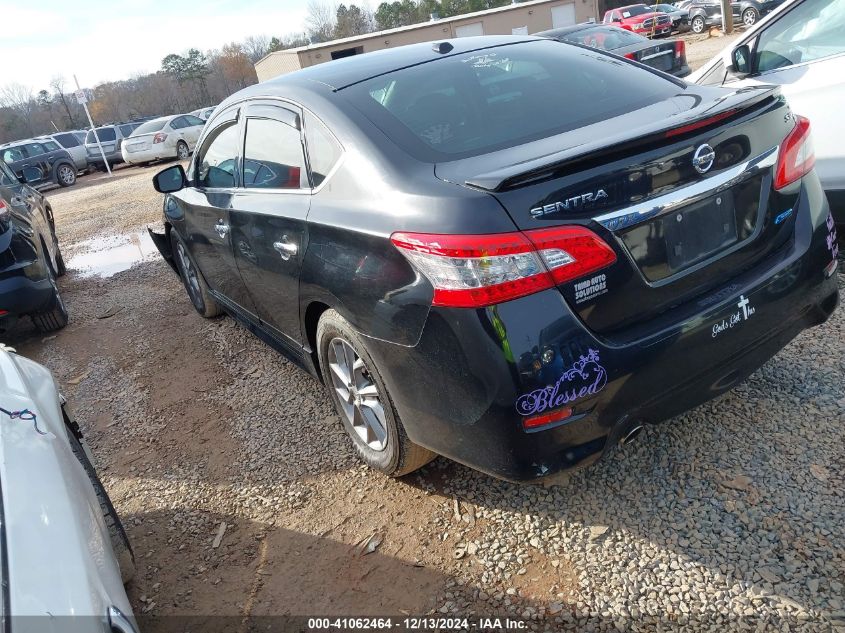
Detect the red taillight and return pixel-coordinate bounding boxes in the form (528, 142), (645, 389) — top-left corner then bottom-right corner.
(624, 52), (636, 60)
(674, 40), (685, 60)
(775, 115), (815, 190)
(0, 199), (7, 217)
(523, 407), (573, 431)
(0, 310), (7, 316)
(153, 132), (168, 144)
(664, 109), (738, 138)
(390, 226), (617, 308)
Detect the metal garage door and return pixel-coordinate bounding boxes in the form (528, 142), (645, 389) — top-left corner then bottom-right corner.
(455, 22), (484, 37)
(551, 4), (576, 28)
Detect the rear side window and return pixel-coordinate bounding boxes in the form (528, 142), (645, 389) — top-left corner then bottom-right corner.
(304, 112), (342, 186)
(119, 124), (134, 137)
(344, 40), (679, 161)
(42, 140), (60, 152)
(170, 116), (188, 129)
(243, 117), (306, 189)
(87, 127), (117, 143)
(2, 147), (24, 163)
(197, 121), (240, 188)
(184, 115), (205, 127)
(54, 133), (81, 148)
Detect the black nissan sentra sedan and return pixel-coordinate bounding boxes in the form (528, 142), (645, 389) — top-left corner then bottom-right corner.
(149, 36), (839, 483)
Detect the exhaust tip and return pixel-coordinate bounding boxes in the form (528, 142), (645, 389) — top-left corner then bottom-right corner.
(619, 424), (644, 447)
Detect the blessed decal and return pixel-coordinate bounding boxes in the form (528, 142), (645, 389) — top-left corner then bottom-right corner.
(826, 211), (839, 261)
(515, 349), (607, 416)
(711, 294), (755, 338)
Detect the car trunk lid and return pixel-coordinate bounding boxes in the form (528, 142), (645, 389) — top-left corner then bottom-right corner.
(437, 85), (799, 335)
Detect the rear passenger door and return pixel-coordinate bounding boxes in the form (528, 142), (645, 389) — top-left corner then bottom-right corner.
(20, 143), (53, 186)
(181, 115), (207, 149)
(229, 102), (311, 347)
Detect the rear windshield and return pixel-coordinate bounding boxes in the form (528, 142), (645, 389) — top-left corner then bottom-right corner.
(343, 40), (678, 161)
(620, 4), (651, 16)
(132, 119), (167, 135)
(561, 26), (647, 49)
(86, 127), (116, 143)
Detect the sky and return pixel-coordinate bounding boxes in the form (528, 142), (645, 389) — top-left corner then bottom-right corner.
(0, 0), (309, 91)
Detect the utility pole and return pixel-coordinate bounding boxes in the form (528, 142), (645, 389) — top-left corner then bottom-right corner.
(721, 0), (734, 33)
(73, 74), (111, 176)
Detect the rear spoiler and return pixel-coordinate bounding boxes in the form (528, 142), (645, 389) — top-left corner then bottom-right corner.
(464, 90), (780, 193)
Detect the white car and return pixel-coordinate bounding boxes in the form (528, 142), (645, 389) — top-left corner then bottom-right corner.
(190, 106), (216, 121)
(689, 0), (845, 236)
(120, 114), (206, 165)
(0, 345), (137, 631)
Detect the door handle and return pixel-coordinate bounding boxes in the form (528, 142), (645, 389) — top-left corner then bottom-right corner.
(215, 220), (229, 239)
(273, 235), (298, 261)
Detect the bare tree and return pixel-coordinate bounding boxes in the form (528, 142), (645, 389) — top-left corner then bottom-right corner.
(0, 83), (36, 135)
(49, 75), (77, 128)
(242, 35), (271, 63)
(306, 0), (337, 42)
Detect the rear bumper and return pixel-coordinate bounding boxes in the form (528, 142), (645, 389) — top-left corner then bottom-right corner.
(0, 272), (54, 319)
(122, 145), (172, 164)
(367, 177), (839, 482)
(671, 63), (692, 78)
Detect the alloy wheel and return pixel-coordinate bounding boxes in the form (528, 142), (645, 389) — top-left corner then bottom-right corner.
(177, 143), (189, 160)
(327, 337), (388, 451)
(58, 165), (75, 185)
(692, 16), (704, 33)
(743, 9), (757, 25)
(175, 241), (202, 308)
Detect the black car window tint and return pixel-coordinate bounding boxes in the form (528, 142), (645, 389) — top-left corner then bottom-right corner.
(198, 121), (240, 188)
(345, 40), (678, 161)
(755, 0), (845, 72)
(24, 143), (46, 157)
(0, 161), (16, 185)
(55, 133), (80, 148)
(243, 117), (306, 189)
(119, 125), (134, 137)
(88, 128), (117, 143)
(304, 112), (342, 187)
(170, 117), (186, 129)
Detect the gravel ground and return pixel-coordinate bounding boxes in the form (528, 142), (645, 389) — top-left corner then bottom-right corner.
(4, 124), (844, 630)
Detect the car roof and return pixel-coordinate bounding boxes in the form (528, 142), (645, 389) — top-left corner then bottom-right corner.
(250, 35), (535, 92)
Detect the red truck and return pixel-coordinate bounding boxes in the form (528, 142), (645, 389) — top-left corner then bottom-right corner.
(602, 4), (673, 37)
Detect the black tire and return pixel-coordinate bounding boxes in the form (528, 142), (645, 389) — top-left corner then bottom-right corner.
(65, 426), (135, 584)
(55, 162), (77, 187)
(30, 264), (68, 332)
(316, 309), (436, 477)
(170, 230), (222, 318)
(176, 140), (190, 161)
(46, 207), (67, 277)
(742, 7), (758, 26)
(691, 15), (706, 33)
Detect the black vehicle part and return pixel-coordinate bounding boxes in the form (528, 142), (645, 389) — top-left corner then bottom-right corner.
(316, 309), (436, 476)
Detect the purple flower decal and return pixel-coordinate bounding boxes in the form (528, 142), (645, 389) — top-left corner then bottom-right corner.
(515, 349), (608, 416)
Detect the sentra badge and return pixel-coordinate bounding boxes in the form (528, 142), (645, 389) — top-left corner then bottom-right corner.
(531, 189), (608, 218)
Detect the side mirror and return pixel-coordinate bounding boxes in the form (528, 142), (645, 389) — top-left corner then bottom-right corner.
(153, 164), (187, 193)
(19, 166), (42, 184)
(730, 44), (752, 77)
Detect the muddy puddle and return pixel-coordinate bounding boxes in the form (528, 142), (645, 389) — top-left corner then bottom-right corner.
(67, 231), (160, 278)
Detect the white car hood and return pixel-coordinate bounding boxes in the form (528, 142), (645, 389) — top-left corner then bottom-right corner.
(0, 347), (132, 628)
